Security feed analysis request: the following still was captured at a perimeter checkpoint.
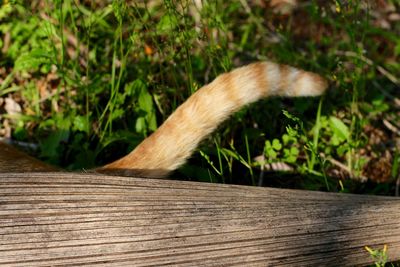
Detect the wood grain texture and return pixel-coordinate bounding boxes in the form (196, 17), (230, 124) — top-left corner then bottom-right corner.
(0, 172), (399, 266)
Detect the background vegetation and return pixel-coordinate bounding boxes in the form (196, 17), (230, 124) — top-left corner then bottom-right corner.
(0, 0), (399, 196)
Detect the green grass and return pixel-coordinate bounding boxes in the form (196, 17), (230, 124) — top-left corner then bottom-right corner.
(0, 0), (399, 195)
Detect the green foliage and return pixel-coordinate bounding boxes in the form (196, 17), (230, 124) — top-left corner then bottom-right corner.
(14, 48), (54, 72)
(365, 245), (390, 267)
(157, 13), (179, 33)
(0, 1), (398, 197)
(264, 136), (299, 164)
(131, 79), (157, 134)
(329, 116), (350, 143)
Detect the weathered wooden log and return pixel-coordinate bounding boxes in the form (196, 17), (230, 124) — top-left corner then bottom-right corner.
(0, 172), (399, 266)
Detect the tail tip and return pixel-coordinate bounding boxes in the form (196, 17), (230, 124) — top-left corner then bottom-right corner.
(295, 72), (329, 97)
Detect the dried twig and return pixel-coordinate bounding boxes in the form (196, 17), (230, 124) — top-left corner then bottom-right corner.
(257, 154), (265, 187)
(383, 119), (400, 136)
(335, 50), (400, 85)
(325, 156), (369, 182)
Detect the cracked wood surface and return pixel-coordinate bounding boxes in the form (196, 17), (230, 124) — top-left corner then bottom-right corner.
(0, 172), (399, 266)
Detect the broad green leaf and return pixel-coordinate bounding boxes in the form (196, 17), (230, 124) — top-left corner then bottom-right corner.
(282, 134), (290, 145)
(329, 116), (349, 141)
(111, 108), (124, 120)
(73, 116), (90, 133)
(264, 144), (277, 159)
(372, 99), (389, 113)
(124, 81), (136, 96)
(336, 144), (348, 157)
(157, 14), (178, 32)
(264, 140), (272, 150)
(290, 147), (299, 156)
(272, 139), (282, 150)
(135, 117), (145, 133)
(131, 79), (157, 133)
(138, 87), (153, 113)
(286, 155), (297, 163)
(283, 147), (298, 163)
(138, 86), (157, 131)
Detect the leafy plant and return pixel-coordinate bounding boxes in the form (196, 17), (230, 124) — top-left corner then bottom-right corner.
(365, 245), (390, 267)
(0, 1), (398, 196)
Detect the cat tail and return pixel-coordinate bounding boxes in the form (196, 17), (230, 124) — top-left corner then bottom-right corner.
(96, 61), (328, 178)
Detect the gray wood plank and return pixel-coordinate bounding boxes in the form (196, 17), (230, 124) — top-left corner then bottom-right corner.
(0, 172), (399, 266)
